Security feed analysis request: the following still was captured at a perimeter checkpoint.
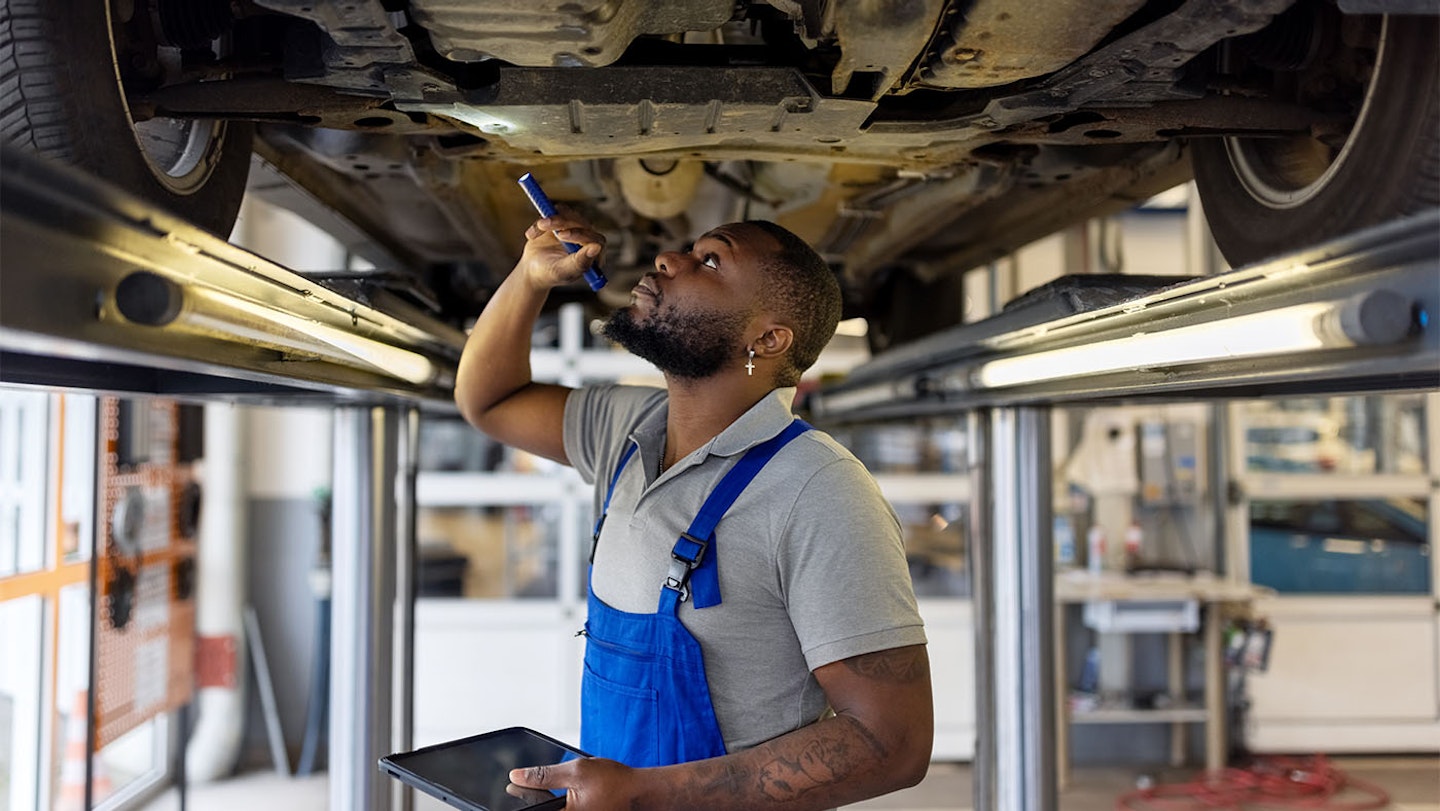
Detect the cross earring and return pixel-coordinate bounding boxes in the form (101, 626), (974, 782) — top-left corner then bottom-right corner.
(746, 347), (755, 376)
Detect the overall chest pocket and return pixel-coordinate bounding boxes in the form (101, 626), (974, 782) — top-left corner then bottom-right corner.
(581, 646), (661, 767)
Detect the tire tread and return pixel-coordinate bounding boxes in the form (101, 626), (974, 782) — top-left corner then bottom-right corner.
(0, 0), (76, 160)
(0, 0), (250, 235)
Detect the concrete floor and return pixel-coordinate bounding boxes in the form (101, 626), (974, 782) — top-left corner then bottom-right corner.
(851, 757), (1440, 810)
(139, 756), (1439, 810)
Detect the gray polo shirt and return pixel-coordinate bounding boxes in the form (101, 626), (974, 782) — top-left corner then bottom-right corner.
(564, 383), (926, 752)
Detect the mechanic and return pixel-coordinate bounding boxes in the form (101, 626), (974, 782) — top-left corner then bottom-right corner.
(454, 209), (933, 810)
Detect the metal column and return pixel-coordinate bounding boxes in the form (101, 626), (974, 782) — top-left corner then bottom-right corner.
(968, 410), (996, 811)
(393, 406), (420, 811)
(975, 407), (1056, 811)
(330, 405), (409, 811)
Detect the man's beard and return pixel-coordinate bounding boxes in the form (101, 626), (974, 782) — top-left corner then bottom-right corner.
(603, 302), (748, 380)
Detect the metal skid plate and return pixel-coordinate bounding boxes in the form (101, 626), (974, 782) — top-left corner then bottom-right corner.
(407, 0), (735, 68)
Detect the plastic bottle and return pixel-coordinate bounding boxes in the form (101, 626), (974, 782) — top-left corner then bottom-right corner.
(1087, 525), (1106, 575)
(1124, 520), (1143, 571)
(1055, 517), (1076, 567)
(1077, 646), (1101, 694)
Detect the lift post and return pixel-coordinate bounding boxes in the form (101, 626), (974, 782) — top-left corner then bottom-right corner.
(329, 406), (418, 811)
(975, 407), (1057, 810)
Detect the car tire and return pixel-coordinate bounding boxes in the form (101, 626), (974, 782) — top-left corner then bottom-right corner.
(1192, 13), (1439, 268)
(0, 0), (251, 236)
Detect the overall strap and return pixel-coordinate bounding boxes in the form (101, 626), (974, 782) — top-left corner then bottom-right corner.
(591, 441), (639, 563)
(663, 418), (812, 610)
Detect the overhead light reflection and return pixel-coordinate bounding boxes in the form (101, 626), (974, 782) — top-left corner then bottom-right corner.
(110, 270), (438, 385)
(976, 291), (1414, 389)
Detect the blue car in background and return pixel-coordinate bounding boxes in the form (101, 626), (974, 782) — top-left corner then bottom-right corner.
(1250, 499), (1431, 595)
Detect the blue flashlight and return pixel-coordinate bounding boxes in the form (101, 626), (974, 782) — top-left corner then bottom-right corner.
(517, 173), (607, 291)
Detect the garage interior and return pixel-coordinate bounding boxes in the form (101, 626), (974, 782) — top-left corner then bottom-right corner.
(2, 1), (1440, 810)
(3, 147), (1436, 809)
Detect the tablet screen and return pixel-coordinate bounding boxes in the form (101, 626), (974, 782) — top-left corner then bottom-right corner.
(382, 727), (583, 811)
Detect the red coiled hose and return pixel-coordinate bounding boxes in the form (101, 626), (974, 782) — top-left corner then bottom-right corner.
(1115, 755), (1392, 811)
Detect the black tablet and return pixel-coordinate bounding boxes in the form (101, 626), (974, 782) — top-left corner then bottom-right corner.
(379, 726), (588, 811)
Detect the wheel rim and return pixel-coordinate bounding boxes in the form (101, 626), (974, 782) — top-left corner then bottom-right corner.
(1221, 16), (1387, 210)
(132, 116), (228, 193)
(106, 2), (229, 196)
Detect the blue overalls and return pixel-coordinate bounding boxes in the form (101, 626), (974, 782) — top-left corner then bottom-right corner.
(580, 419), (811, 767)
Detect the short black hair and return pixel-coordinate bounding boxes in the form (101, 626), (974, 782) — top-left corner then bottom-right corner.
(744, 221), (842, 387)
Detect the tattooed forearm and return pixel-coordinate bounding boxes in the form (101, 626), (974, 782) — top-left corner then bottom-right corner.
(843, 646), (930, 684)
(686, 758), (751, 803)
(660, 715), (889, 806)
(755, 716), (885, 801)
(756, 740), (840, 801)
(641, 647), (932, 810)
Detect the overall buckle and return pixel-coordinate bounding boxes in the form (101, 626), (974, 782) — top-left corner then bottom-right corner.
(664, 533), (708, 602)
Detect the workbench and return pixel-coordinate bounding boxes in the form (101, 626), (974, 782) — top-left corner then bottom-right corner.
(1053, 571), (1268, 786)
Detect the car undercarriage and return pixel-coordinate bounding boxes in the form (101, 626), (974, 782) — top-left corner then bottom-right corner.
(3, 0), (1436, 348)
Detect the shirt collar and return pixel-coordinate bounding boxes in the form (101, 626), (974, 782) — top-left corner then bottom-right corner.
(631, 400), (669, 459)
(628, 387), (798, 472)
(706, 387), (798, 458)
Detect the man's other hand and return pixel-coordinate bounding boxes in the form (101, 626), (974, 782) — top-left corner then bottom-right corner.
(509, 757), (641, 811)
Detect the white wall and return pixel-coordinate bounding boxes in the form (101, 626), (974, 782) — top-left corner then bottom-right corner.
(245, 407), (333, 501)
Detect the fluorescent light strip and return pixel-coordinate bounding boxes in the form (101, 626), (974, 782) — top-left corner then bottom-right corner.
(976, 302), (1337, 388)
(184, 286), (439, 386)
